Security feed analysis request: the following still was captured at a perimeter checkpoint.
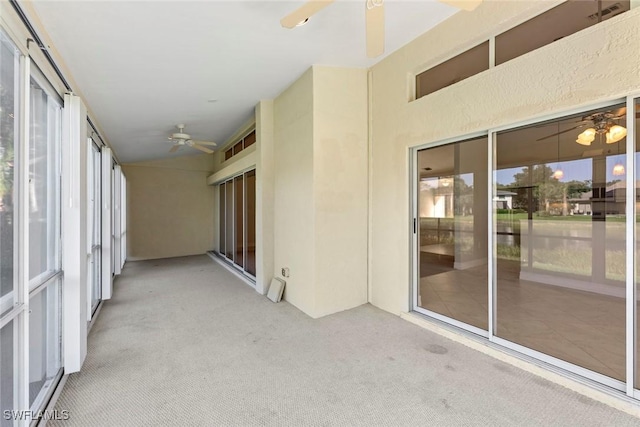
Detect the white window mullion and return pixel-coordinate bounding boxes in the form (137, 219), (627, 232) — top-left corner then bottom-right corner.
(101, 147), (112, 299)
(15, 54), (31, 427)
(625, 95), (636, 396)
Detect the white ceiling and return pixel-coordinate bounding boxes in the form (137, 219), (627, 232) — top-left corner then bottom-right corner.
(30, 0), (459, 163)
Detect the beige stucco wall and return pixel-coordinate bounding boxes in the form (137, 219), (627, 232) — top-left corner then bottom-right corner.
(268, 66), (369, 318)
(369, 3), (640, 315)
(123, 154), (215, 260)
(273, 68), (316, 315)
(255, 100), (275, 295)
(312, 66), (369, 317)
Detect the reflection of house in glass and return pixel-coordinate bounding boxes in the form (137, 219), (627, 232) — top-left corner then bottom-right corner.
(569, 180), (639, 216)
(493, 189), (516, 210)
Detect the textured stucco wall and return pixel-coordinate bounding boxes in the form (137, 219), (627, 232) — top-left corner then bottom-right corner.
(273, 68), (316, 316)
(313, 66), (369, 317)
(369, 3), (640, 315)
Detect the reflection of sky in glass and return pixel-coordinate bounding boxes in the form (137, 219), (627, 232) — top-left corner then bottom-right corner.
(496, 156), (628, 186)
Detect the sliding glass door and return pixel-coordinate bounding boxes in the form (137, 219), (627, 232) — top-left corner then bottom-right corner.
(416, 137), (488, 332)
(217, 169), (256, 279)
(414, 99), (638, 392)
(494, 103), (627, 383)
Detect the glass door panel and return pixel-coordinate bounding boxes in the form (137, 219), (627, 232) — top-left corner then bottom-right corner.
(494, 103), (627, 381)
(234, 175), (244, 268)
(245, 170), (256, 276)
(417, 137), (488, 330)
(225, 179), (233, 260)
(219, 182), (225, 256)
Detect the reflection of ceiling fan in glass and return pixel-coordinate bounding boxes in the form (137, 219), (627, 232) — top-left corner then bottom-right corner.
(536, 107), (636, 146)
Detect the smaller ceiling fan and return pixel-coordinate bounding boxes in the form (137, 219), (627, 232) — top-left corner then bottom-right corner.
(167, 124), (217, 154)
(280, 0), (482, 58)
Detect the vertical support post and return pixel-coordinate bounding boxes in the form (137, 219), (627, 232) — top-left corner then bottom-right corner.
(16, 54), (31, 425)
(61, 93), (88, 373)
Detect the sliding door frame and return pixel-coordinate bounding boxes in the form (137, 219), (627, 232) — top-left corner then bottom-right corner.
(216, 167), (257, 282)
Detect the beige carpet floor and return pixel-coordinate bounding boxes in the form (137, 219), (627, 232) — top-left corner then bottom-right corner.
(50, 255), (639, 426)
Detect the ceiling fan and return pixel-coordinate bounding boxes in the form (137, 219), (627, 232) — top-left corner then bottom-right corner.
(280, 0), (483, 58)
(167, 124), (217, 154)
(536, 107), (637, 146)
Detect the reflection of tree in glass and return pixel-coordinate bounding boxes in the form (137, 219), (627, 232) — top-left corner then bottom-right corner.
(499, 165), (591, 216)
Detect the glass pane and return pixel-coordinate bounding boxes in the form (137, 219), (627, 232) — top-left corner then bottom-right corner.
(232, 141), (243, 156)
(224, 149), (232, 161)
(219, 183), (225, 256)
(0, 32), (20, 317)
(225, 180), (233, 259)
(495, 103), (626, 381)
(234, 175), (244, 267)
(29, 280), (62, 409)
(245, 170), (256, 276)
(29, 77), (61, 285)
(1, 321), (14, 427)
(416, 41), (489, 99)
(496, 1), (630, 66)
(243, 130), (256, 149)
(417, 137), (488, 330)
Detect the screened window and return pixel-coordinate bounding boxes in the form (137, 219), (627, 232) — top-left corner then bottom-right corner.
(28, 72), (62, 288)
(0, 31), (20, 317)
(223, 129), (256, 162)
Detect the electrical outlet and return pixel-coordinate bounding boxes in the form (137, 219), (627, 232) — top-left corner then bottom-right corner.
(281, 267), (290, 278)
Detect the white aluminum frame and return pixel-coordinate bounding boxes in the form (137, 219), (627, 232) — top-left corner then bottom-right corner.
(410, 97), (639, 398)
(101, 147), (113, 299)
(113, 164), (122, 276)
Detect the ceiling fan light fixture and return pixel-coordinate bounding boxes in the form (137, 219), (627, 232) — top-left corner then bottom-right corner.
(606, 125), (627, 144)
(296, 17), (310, 27)
(552, 168), (564, 180)
(576, 128), (596, 145)
(612, 162), (625, 176)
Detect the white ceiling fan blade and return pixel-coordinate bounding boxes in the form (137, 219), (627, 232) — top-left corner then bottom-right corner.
(169, 144), (180, 153)
(366, 1), (385, 58)
(190, 140), (217, 146)
(191, 144), (214, 154)
(281, 0), (335, 29)
(438, 0), (482, 12)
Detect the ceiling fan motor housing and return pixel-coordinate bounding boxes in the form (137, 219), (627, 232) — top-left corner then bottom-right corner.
(172, 132), (191, 140)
